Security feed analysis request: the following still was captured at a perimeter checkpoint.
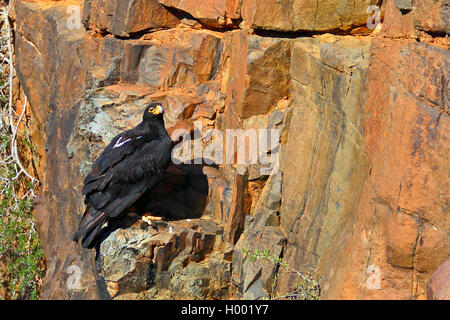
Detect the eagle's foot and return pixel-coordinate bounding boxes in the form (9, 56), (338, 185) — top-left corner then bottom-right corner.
(142, 214), (163, 229)
(142, 215), (163, 224)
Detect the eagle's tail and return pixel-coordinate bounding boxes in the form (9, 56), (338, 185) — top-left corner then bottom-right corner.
(73, 207), (107, 248)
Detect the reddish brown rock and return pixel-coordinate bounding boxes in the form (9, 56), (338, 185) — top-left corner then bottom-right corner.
(241, 0), (383, 32)
(159, 0), (240, 27)
(414, 0), (449, 34)
(12, 0), (227, 300)
(427, 259), (450, 300)
(321, 37), (449, 300)
(415, 225), (450, 273)
(277, 34), (372, 298)
(381, 0), (416, 38)
(385, 211), (419, 269)
(13, 0), (104, 300)
(383, 0), (449, 38)
(83, 0), (180, 37)
(120, 28), (223, 92)
(224, 172), (248, 245)
(219, 30), (293, 129)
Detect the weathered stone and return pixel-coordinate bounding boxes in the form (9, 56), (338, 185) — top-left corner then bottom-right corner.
(158, 0), (240, 27)
(278, 35), (371, 297)
(120, 28), (223, 91)
(169, 262), (210, 298)
(13, 0), (107, 300)
(394, 0), (412, 11)
(220, 31), (293, 129)
(224, 172), (248, 244)
(13, 3), (226, 296)
(67, 88), (149, 176)
(381, 0), (417, 38)
(202, 166), (234, 222)
(208, 252), (232, 298)
(83, 0), (180, 37)
(232, 172), (285, 299)
(242, 102), (292, 180)
(98, 219), (155, 296)
(385, 211), (419, 269)
(168, 249), (231, 299)
(414, 0), (450, 34)
(382, 0), (450, 38)
(241, 0), (383, 32)
(321, 37), (449, 300)
(415, 224), (450, 273)
(161, 93), (202, 127)
(427, 259), (450, 300)
(98, 217), (225, 298)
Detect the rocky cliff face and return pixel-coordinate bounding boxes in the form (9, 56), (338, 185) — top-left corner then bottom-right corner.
(10, 0), (449, 299)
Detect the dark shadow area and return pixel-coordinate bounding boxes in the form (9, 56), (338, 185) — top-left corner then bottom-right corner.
(93, 161), (216, 255)
(134, 163), (212, 221)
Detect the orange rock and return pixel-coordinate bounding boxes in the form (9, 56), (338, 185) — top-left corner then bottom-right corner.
(83, 0), (180, 37)
(382, 0), (450, 38)
(278, 34), (372, 298)
(384, 211), (418, 269)
(415, 225), (450, 273)
(159, 0), (239, 27)
(120, 29), (222, 91)
(167, 119), (194, 144)
(322, 36), (449, 299)
(241, 0), (383, 32)
(219, 30), (293, 129)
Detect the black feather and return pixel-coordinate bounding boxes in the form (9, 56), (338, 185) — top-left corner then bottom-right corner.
(81, 220), (104, 248)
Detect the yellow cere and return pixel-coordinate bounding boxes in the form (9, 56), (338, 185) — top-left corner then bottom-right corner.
(150, 105), (163, 115)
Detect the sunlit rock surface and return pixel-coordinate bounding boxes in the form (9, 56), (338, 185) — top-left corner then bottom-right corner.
(11, 0), (449, 299)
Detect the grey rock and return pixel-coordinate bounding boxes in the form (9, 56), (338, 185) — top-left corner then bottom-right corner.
(394, 0), (413, 11)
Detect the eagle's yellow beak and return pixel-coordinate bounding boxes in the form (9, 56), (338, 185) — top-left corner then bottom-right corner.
(151, 105), (164, 115)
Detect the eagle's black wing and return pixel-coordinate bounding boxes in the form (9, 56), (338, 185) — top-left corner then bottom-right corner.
(82, 128), (154, 188)
(73, 128), (172, 248)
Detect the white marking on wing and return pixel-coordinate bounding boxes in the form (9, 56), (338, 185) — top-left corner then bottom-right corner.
(113, 136), (131, 149)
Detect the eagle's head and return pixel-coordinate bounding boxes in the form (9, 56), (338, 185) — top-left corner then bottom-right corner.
(144, 102), (165, 122)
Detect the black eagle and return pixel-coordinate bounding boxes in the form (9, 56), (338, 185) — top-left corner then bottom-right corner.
(73, 103), (174, 248)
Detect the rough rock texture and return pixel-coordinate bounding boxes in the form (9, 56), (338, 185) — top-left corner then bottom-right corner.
(241, 0), (384, 32)
(232, 172), (285, 299)
(277, 35), (372, 297)
(322, 35), (449, 300)
(414, 0), (450, 34)
(11, 0), (449, 300)
(427, 259), (450, 300)
(159, 0), (240, 27)
(98, 217), (229, 299)
(384, 0), (450, 39)
(218, 30), (294, 131)
(83, 0), (180, 37)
